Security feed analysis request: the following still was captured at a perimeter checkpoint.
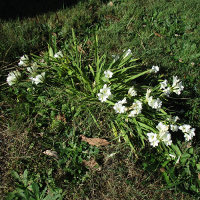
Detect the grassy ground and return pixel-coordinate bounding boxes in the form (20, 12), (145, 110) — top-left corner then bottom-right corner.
(1, 0), (200, 199)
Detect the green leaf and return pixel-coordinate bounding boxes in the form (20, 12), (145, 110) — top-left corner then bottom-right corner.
(31, 183), (40, 200)
(48, 45), (54, 57)
(124, 70), (150, 83)
(11, 171), (21, 183)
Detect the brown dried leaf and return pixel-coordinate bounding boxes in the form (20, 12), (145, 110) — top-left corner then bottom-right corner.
(80, 135), (110, 147)
(43, 150), (58, 159)
(83, 158), (101, 171)
(154, 32), (162, 38)
(160, 167), (165, 173)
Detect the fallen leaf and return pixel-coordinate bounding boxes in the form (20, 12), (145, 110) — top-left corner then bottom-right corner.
(83, 158), (101, 171)
(198, 173), (200, 180)
(154, 32), (162, 38)
(80, 135), (110, 147)
(43, 150), (58, 159)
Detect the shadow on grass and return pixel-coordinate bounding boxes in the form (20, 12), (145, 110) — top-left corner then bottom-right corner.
(0, 0), (82, 20)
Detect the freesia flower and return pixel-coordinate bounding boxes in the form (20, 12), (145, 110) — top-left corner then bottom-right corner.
(128, 87), (137, 97)
(145, 88), (152, 101)
(113, 102), (127, 114)
(7, 70), (21, 86)
(54, 51), (63, 58)
(18, 55), (29, 67)
(30, 72), (45, 85)
(160, 80), (168, 89)
(159, 131), (172, 146)
(128, 100), (142, 117)
(156, 122), (169, 133)
(170, 125), (179, 132)
(179, 124), (191, 133)
(147, 132), (159, 147)
(163, 87), (171, 97)
(104, 70), (113, 79)
(172, 76), (184, 95)
(98, 84), (111, 102)
(148, 97), (162, 110)
(151, 65), (159, 73)
(27, 62), (38, 74)
(123, 49), (132, 58)
(113, 98), (127, 114)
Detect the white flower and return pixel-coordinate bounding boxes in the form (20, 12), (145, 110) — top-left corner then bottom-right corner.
(184, 133), (192, 142)
(172, 116), (179, 123)
(113, 102), (126, 114)
(163, 87), (171, 97)
(151, 65), (159, 73)
(30, 72), (45, 85)
(129, 100), (142, 117)
(172, 76), (179, 87)
(160, 80), (168, 89)
(104, 70), (113, 79)
(98, 93), (108, 102)
(159, 131), (172, 146)
(170, 125), (179, 132)
(118, 97), (127, 105)
(54, 51), (63, 58)
(188, 128), (195, 138)
(173, 82), (184, 95)
(123, 49), (132, 58)
(172, 76), (184, 95)
(18, 55), (29, 67)
(145, 88), (152, 101)
(147, 132), (159, 147)
(113, 98), (127, 114)
(98, 84), (111, 102)
(7, 70), (21, 86)
(148, 97), (162, 110)
(100, 84), (111, 97)
(179, 124), (191, 133)
(128, 87), (137, 97)
(27, 62), (38, 74)
(156, 122), (169, 133)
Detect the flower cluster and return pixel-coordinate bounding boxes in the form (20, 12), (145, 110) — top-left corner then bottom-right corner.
(128, 100), (142, 117)
(7, 55), (46, 86)
(147, 122), (172, 147)
(30, 72), (45, 85)
(146, 89), (162, 110)
(7, 70), (21, 86)
(113, 98), (127, 114)
(97, 84), (111, 102)
(160, 76), (184, 96)
(179, 124), (195, 141)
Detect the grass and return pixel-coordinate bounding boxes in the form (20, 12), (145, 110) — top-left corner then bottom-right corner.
(1, 0), (200, 199)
